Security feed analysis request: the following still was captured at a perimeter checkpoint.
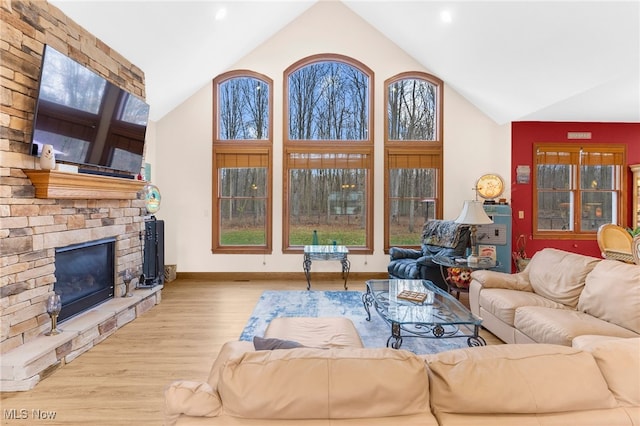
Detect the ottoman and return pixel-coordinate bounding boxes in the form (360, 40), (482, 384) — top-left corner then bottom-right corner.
(264, 317), (364, 349)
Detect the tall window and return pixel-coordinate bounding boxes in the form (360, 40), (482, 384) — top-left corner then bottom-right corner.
(212, 71), (273, 253)
(534, 143), (626, 239)
(284, 55), (374, 253)
(384, 72), (443, 251)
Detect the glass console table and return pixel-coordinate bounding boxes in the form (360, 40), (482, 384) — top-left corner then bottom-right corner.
(363, 279), (486, 349)
(303, 245), (350, 290)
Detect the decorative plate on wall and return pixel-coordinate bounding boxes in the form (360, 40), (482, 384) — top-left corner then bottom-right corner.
(143, 184), (161, 214)
(476, 174), (504, 200)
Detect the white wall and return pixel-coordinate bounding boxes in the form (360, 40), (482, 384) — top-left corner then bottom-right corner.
(152, 1), (511, 273)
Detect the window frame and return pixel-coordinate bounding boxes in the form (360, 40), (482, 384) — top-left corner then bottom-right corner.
(212, 70), (273, 254)
(533, 143), (627, 240)
(282, 54), (374, 254)
(383, 72), (444, 252)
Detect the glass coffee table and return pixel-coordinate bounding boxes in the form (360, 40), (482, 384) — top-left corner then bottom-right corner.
(363, 279), (486, 349)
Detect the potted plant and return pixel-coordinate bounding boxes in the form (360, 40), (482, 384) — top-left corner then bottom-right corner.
(627, 227), (640, 237)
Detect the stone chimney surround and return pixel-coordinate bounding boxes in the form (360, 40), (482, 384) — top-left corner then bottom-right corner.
(0, 1), (161, 391)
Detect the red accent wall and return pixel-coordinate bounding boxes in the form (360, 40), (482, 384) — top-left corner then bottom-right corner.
(511, 121), (640, 261)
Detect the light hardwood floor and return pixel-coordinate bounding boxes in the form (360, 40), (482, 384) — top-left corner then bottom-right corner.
(0, 278), (502, 425)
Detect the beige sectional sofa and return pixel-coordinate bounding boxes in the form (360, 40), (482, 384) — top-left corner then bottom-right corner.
(469, 248), (640, 345)
(164, 316), (640, 425)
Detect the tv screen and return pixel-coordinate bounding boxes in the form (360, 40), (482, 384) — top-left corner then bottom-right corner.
(30, 45), (150, 176)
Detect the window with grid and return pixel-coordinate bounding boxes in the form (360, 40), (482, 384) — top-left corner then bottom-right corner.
(384, 73), (443, 251)
(212, 71), (272, 253)
(283, 55), (374, 253)
(534, 144), (626, 239)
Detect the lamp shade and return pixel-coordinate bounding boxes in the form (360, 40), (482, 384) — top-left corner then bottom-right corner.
(454, 200), (493, 225)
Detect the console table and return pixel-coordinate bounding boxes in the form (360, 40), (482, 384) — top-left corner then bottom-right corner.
(303, 245), (350, 290)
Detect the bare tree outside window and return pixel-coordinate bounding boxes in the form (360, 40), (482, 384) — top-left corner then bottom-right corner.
(288, 157), (368, 247)
(219, 77), (269, 140)
(219, 167), (268, 245)
(388, 78), (437, 141)
(537, 164), (573, 231)
(384, 74), (443, 250)
(213, 71), (273, 253)
(284, 56), (373, 252)
(537, 164), (618, 232)
(534, 145), (625, 238)
(389, 168), (437, 245)
(288, 61), (368, 140)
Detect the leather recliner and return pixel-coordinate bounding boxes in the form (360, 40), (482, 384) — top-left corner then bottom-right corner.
(388, 220), (470, 291)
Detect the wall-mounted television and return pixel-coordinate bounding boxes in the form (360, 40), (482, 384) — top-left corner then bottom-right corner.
(30, 45), (150, 178)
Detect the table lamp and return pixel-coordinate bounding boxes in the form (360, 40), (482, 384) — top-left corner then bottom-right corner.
(454, 200), (493, 265)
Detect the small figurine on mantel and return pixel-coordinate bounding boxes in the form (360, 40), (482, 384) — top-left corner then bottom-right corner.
(40, 144), (55, 170)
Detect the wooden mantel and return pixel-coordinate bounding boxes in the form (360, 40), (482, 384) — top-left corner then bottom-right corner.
(24, 170), (146, 199)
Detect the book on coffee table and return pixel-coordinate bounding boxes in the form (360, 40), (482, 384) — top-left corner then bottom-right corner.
(397, 290), (429, 303)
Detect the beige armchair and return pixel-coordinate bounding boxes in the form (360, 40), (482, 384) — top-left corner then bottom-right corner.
(596, 223), (633, 263)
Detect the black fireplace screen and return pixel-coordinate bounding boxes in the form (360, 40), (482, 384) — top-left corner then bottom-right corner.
(54, 237), (115, 322)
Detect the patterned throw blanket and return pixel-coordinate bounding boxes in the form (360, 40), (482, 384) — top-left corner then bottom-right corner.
(422, 220), (466, 248)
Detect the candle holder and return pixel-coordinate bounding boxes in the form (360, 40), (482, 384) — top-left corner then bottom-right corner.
(123, 268), (134, 297)
(45, 294), (62, 336)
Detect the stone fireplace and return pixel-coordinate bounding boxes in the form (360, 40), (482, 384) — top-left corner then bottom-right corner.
(0, 1), (161, 391)
(0, 177), (163, 391)
(55, 238), (116, 322)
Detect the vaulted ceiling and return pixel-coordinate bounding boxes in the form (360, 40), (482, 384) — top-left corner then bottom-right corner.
(50, 1), (639, 124)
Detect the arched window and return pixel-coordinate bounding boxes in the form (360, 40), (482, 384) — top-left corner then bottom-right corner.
(283, 55), (374, 253)
(212, 70), (273, 253)
(384, 72), (443, 251)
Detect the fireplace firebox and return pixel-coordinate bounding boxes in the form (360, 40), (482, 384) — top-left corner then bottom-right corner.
(54, 238), (116, 322)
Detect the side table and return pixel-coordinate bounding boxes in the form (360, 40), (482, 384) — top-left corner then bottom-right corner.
(432, 255), (500, 299)
(303, 245), (350, 290)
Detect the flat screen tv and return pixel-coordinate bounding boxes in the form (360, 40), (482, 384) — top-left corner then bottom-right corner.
(30, 45), (150, 177)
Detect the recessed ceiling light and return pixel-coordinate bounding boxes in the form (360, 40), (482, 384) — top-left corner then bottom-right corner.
(215, 7), (227, 21)
(440, 10), (452, 23)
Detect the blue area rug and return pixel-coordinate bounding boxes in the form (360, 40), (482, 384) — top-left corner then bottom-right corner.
(240, 290), (470, 354)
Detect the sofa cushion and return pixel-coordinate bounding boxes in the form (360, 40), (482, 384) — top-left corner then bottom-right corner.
(527, 249), (600, 308)
(514, 306), (639, 346)
(217, 347), (430, 419)
(424, 344), (617, 414)
(577, 260), (640, 334)
(479, 288), (567, 327)
(573, 336), (640, 406)
(471, 269), (533, 292)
